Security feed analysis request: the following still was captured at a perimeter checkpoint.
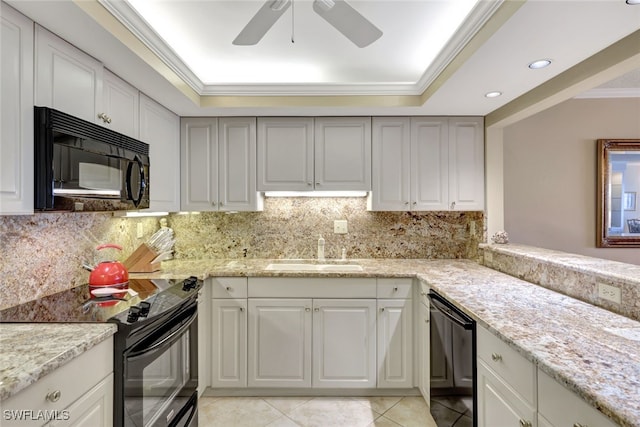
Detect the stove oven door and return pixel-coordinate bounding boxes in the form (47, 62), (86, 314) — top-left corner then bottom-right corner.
(123, 304), (198, 427)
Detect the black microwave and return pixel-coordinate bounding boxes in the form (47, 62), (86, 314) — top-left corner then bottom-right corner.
(34, 106), (150, 211)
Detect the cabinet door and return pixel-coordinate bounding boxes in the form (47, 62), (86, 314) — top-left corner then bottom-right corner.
(211, 299), (247, 388)
(49, 374), (113, 427)
(370, 117), (411, 211)
(477, 360), (536, 427)
(430, 308), (453, 388)
(181, 117), (218, 211)
(139, 94), (180, 212)
(418, 302), (430, 402)
(312, 299), (376, 388)
(412, 117), (448, 210)
(197, 282), (211, 396)
(448, 117), (484, 210)
(1, 4), (33, 215)
(314, 117), (371, 191)
(257, 118), (314, 191)
(218, 117), (262, 211)
(377, 299), (413, 388)
(35, 25), (102, 123)
(102, 69), (139, 138)
(248, 299), (312, 387)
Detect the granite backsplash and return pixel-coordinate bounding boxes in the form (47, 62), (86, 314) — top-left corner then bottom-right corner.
(0, 197), (483, 309)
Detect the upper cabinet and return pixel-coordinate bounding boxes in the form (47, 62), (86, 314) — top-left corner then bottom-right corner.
(370, 117), (484, 211)
(1, 4), (34, 215)
(139, 94), (180, 212)
(35, 25), (140, 140)
(181, 117), (262, 212)
(257, 117), (371, 192)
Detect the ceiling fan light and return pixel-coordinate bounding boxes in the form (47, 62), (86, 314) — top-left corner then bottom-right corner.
(528, 59), (552, 69)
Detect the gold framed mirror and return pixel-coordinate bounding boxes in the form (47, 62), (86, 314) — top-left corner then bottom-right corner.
(597, 139), (640, 248)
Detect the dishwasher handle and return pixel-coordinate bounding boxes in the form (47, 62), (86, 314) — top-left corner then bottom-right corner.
(428, 290), (474, 330)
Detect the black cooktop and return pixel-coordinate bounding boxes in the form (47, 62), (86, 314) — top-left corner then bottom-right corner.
(0, 277), (199, 324)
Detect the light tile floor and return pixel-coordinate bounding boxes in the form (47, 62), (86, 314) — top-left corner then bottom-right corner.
(198, 396), (439, 427)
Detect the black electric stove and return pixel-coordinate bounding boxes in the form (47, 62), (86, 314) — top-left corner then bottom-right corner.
(0, 277), (199, 324)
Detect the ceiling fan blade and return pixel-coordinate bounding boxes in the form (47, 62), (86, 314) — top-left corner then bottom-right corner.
(312, 0), (382, 48)
(233, 0), (292, 45)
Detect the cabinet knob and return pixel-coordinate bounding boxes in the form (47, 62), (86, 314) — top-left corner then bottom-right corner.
(380, 307), (385, 312)
(240, 307), (245, 312)
(573, 424), (587, 427)
(97, 112), (112, 124)
(450, 201), (456, 209)
(393, 286), (398, 292)
(491, 353), (502, 362)
(211, 201), (217, 206)
(226, 286), (232, 291)
(219, 202), (224, 207)
(307, 182), (313, 186)
(424, 319), (430, 323)
(46, 390), (61, 403)
(420, 291), (427, 296)
(519, 420), (532, 427)
(314, 308), (319, 312)
(404, 201), (409, 205)
(305, 307), (311, 312)
(315, 182), (321, 186)
(412, 201), (417, 206)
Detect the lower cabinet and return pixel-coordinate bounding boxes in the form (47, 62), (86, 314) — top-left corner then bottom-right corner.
(377, 298), (413, 388)
(211, 298), (247, 388)
(247, 298), (378, 388)
(0, 338), (113, 427)
(417, 288), (430, 402)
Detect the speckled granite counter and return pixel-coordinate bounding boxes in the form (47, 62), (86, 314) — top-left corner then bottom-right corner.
(0, 323), (116, 401)
(136, 257), (640, 426)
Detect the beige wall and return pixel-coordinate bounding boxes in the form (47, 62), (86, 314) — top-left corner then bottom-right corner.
(503, 97), (640, 264)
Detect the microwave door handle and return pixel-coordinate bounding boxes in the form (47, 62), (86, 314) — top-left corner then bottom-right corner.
(126, 156), (145, 207)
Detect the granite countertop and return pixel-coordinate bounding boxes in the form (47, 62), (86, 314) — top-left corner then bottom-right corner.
(0, 323), (117, 401)
(139, 257), (640, 426)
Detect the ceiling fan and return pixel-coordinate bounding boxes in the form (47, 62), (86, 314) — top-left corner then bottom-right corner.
(233, 0), (383, 48)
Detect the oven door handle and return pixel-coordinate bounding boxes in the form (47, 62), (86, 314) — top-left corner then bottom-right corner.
(428, 291), (473, 330)
(128, 307), (196, 360)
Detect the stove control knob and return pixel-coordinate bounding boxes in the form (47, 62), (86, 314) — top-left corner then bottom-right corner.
(182, 276), (198, 291)
(127, 305), (141, 323)
(139, 301), (151, 317)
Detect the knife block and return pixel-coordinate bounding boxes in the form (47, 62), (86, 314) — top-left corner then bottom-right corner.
(123, 243), (161, 273)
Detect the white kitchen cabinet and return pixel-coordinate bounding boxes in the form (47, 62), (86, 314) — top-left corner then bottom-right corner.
(257, 117), (314, 191)
(257, 117), (371, 191)
(182, 117), (262, 211)
(35, 25), (103, 124)
(1, 3), (33, 215)
(537, 368), (617, 427)
(211, 298), (248, 388)
(102, 69), (139, 138)
(0, 338), (113, 427)
(248, 298), (312, 388)
(139, 94), (180, 212)
(477, 325), (536, 427)
(418, 296), (431, 403)
(314, 117), (371, 191)
(448, 117), (484, 210)
(312, 299), (377, 388)
(197, 279), (211, 396)
(377, 298), (413, 388)
(370, 117), (484, 211)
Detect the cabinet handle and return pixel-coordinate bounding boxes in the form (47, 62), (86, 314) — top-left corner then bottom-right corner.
(491, 353), (502, 362)
(380, 307), (385, 312)
(519, 420), (532, 427)
(46, 390), (61, 403)
(97, 112), (111, 124)
(305, 307), (310, 312)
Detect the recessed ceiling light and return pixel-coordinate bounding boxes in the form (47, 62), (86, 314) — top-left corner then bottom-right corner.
(528, 59), (552, 69)
(485, 91), (502, 98)
(626, 0), (640, 5)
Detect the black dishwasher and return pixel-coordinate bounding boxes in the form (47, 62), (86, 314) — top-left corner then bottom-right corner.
(428, 290), (477, 427)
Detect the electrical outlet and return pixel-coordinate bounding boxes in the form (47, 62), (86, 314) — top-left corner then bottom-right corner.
(137, 223), (144, 239)
(334, 220), (348, 234)
(598, 283), (621, 304)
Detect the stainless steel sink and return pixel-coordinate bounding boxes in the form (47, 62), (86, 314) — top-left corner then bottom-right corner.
(265, 263), (364, 272)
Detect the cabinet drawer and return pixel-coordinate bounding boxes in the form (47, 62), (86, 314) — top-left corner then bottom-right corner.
(538, 369), (617, 427)
(377, 278), (413, 299)
(248, 277), (376, 298)
(1, 338), (113, 427)
(477, 326), (536, 406)
(210, 277), (248, 298)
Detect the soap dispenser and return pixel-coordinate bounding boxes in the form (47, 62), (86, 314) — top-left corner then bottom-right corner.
(317, 235), (325, 261)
